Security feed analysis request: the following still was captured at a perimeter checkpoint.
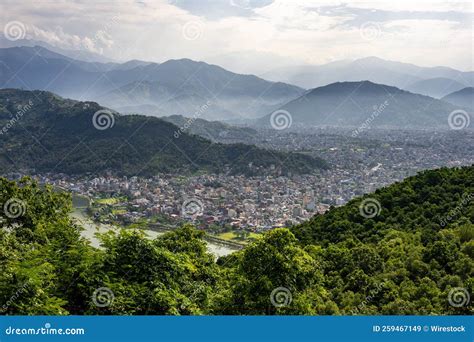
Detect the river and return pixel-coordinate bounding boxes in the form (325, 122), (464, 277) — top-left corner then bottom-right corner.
(70, 208), (237, 258)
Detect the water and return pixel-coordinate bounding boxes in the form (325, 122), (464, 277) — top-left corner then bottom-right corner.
(70, 209), (236, 258)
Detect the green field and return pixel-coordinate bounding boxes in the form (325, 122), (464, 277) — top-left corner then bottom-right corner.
(95, 197), (120, 205)
(218, 231), (260, 242)
(112, 209), (127, 215)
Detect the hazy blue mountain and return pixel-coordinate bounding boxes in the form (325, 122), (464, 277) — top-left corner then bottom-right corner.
(97, 58), (305, 120)
(0, 37), (116, 63)
(96, 80), (237, 121)
(261, 56), (474, 90)
(0, 46), (125, 95)
(258, 81), (471, 130)
(0, 89), (327, 176)
(110, 59), (154, 70)
(405, 77), (467, 98)
(441, 87), (474, 110)
(0, 46), (305, 121)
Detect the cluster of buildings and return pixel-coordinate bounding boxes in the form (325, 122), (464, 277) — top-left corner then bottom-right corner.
(31, 173), (335, 232)
(28, 161), (404, 233)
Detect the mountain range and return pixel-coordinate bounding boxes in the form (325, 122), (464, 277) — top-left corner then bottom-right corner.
(0, 46), (304, 121)
(1, 45), (473, 131)
(261, 57), (474, 98)
(0, 89), (326, 176)
(259, 81), (472, 130)
(0, 37), (116, 64)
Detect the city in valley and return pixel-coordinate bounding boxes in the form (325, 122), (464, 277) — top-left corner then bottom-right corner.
(11, 127), (472, 245)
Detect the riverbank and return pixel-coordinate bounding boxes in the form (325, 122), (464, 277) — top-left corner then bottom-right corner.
(70, 205), (239, 257)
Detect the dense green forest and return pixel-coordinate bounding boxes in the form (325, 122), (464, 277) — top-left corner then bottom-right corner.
(1, 166), (472, 315)
(0, 89), (327, 176)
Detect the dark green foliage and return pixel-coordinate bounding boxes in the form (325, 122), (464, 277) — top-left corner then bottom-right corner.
(162, 115), (258, 141)
(292, 166), (473, 315)
(293, 166), (474, 245)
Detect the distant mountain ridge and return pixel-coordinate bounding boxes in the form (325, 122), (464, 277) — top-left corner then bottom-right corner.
(0, 37), (117, 63)
(405, 77), (468, 99)
(0, 46), (304, 121)
(0, 89), (327, 176)
(258, 81), (472, 130)
(261, 56), (474, 91)
(441, 87), (474, 110)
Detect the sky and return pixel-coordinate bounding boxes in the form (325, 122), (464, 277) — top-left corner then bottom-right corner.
(1, 0), (473, 74)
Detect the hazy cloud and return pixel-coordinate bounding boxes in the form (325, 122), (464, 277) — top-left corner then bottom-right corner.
(172, 0), (274, 19)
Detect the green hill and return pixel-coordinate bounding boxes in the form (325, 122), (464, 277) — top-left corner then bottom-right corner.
(0, 89), (326, 176)
(292, 166), (474, 245)
(161, 114), (258, 142)
(258, 81), (471, 130)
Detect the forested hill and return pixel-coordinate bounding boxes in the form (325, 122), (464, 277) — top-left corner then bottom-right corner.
(288, 166), (473, 315)
(1, 167), (472, 315)
(0, 89), (326, 176)
(292, 166), (474, 245)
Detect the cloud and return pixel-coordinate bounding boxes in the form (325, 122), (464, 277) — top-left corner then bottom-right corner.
(316, 3), (473, 29)
(28, 26), (100, 53)
(347, 0), (472, 13)
(172, 0), (274, 19)
(0, 0), (472, 71)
